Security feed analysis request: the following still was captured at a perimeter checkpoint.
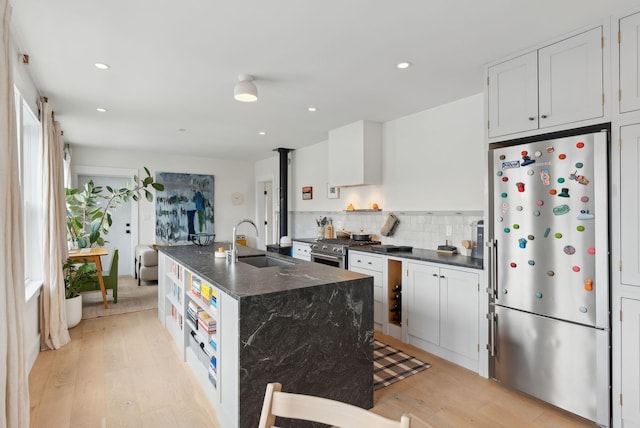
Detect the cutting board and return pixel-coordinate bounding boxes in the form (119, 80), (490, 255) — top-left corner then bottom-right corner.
(370, 245), (400, 253)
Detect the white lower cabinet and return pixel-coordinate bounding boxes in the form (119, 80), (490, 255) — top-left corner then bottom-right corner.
(292, 241), (311, 261)
(405, 261), (480, 372)
(349, 251), (384, 330)
(621, 298), (640, 427)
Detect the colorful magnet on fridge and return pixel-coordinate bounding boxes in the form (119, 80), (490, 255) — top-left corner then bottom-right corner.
(533, 210), (540, 216)
(552, 204), (570, 215)
(497, 216), (503, 223)
(528, 260), (535, 266)
(575, 162), (584, 169)
(587, 248), (596, 255)
(502, 177), (509, 182)
(536, 200), (544, 206)
(577, 225), (585, 232)
(579, 306), (588, 313)
(576, 142), (585, 149)
(584, 278), (593, 291)
(547, 270), (555, 276)
(497, 171), (503, 176)
(563, 245), (576, 255)
(535, 292), (543, 299)
(572, 265), (581, 272)
(581, 196), (589, 203)
(534, 151), (542, 157)
(558, 188), (570, 197)
(503, 289), (508, 294)
(521, 155), (535, 166)
(557, 177), (565, 183)
(528, 235), (535, 240)
(555, 232), (563, 239)
(544, 227), (551, 238)
(521, 150), (528, 156)
(559, 153), (567, 160)
(510, 262), (517, 268)
(577, 209), (594, 220)
(540, 168), (550, 186)
(502, 203), (509, 214)
(569, 171), (589, 185)
(547, 146), (555, 153)
(518, 238), (527, 248)
(499, 154), (505, 160)
(513, 224), (520, 229)
(504, 228), (510, 233)
(516, 182), (525, 192)
(549, 189), (557, 195)
(516, 206), (523, 211)
(501, 192), (508, 198)
(527, 169), (534, 176)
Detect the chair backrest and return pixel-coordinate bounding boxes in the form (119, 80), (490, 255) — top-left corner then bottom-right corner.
(109, 249), (119, 277)
(258, 383), (410, 428)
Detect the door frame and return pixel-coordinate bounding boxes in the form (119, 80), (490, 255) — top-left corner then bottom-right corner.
(71, 165), (140, 276)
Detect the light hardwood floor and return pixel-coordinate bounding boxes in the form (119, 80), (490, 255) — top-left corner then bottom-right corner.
(29, 309), (597, 428)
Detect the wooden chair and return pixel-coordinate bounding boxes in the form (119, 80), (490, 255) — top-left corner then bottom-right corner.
(258, 382), (410, 428)
(78, 249), (119, 303)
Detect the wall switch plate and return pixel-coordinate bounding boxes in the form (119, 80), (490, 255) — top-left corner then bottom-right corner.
(446, 225), (453, 236)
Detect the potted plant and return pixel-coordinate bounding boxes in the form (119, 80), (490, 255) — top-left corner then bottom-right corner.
(63, 258), (97, 328)
(65, 167), (164, 248)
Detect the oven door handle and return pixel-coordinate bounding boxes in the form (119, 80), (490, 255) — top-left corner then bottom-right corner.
(310, 252), (342, 263)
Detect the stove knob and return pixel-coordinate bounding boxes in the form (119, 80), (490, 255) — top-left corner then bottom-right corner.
(322, 245), (328, 250)
(332, 248), (339, 252)
(337, 248), (343, 254)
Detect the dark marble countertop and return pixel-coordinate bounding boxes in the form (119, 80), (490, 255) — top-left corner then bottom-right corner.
(347, 246), (484, 270)
(158, 243), (367, 300)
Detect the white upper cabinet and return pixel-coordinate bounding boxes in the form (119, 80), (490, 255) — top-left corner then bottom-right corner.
(487, 52), (538, 138)
(538, 27), (604, 128)
(620, 123), (640, 286)
(328, 120), (382, 187)
(620, 12), (640, 114)
(487, 26), (604, 139)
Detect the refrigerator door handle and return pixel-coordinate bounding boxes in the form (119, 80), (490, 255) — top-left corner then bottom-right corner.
(487, 239), (498, 299)
(487, 311), (497, 357)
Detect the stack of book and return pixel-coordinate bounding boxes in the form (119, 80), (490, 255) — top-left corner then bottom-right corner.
(191, 276), (202, 298)
(208, 357), (217, 388)
(198, 312), (217, 336)
(187, 301), (201, 326)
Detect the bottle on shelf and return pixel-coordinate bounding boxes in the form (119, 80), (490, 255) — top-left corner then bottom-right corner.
(390, 303), (401, 312)
(392, 284), (402, 292)
(392, 293), (401, 301)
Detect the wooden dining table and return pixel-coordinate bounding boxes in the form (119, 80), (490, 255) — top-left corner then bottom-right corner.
(68, 247), (109, 309)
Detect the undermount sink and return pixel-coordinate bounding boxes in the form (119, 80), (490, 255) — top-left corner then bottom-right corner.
(239, 255), (295, 268)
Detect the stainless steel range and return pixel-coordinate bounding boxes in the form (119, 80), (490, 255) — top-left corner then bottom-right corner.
(310, 238), (381, 269)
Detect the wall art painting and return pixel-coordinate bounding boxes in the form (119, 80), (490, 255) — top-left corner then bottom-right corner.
(155, 172), (214, 243)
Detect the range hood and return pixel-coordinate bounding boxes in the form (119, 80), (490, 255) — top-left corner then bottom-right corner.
(328, 120), (382, 187)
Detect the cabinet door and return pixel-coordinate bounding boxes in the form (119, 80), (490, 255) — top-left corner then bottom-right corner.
(621, 124), (640, 286)
(351, 266), (383, 328)
(621, 298), (640, 426)
(487, 51), (538, 138)
(439, 268), (479, 360)
(292, 242), (311, 261)
(538, 27), (604, 128)
(406, 263), (440, 344)
(620, 12), (640, 113)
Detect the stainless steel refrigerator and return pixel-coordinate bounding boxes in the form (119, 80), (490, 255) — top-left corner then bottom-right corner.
(487, 130), (610, 426)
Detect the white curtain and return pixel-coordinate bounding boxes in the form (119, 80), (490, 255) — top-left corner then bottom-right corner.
(0, 0), (30, 426)
(63, 143), (72, 188)
(40, 100), (71, 350)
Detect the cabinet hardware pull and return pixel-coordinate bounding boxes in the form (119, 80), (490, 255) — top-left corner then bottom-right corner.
(528, 117), (535, 121)
(440, 275), (445, 279)
(432, 273), (438, 277)
(541, 114), (548, 118)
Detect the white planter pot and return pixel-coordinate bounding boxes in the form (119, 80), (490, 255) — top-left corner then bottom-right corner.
(65, 294), (82, 329)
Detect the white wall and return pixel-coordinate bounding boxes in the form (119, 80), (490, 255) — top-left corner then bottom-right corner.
(286, 93), (485, 213)
(71, 147), (257, 245)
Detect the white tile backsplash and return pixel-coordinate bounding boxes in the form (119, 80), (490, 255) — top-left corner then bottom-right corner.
(290, 211), (483, 257)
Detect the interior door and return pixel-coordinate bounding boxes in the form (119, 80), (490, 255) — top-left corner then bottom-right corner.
(78, 175), (133, 275)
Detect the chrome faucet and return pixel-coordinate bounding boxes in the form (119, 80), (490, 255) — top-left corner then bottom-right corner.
(231, 218), (259, 263)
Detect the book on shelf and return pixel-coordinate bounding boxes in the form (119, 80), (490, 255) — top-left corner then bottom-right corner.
(201, 283), (211, 302)
(191, 275), (201, 298)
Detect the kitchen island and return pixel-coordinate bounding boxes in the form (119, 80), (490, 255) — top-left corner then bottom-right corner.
(157, 244), (373, 428)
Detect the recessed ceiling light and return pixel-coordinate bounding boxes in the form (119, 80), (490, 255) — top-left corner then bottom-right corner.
(308, 107), (317, 112)
(259, 131), (267, 136)
(96, 107), (107, 112)
(94, 62), (110, 70)
(397, 61), (412, 69)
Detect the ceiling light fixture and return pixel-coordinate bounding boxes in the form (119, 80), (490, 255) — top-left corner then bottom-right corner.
(397, 61), (412, 69)
(234, 74), (258, 102)
(94, 62), (110, 70)
(259, 131), (267, 135)
(96, 107), (107, 112)
(308, 107), (317, 112)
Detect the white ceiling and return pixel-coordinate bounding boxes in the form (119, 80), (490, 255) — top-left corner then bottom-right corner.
(9, 1), (639, 161)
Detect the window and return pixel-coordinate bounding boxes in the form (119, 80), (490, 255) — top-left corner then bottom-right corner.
(15, 87), (43, 288)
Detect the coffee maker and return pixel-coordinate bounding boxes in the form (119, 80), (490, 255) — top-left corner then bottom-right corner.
(471, 220), (484, 259)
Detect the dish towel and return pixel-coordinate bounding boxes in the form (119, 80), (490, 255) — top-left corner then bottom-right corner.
(380, 213), (400, 236)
